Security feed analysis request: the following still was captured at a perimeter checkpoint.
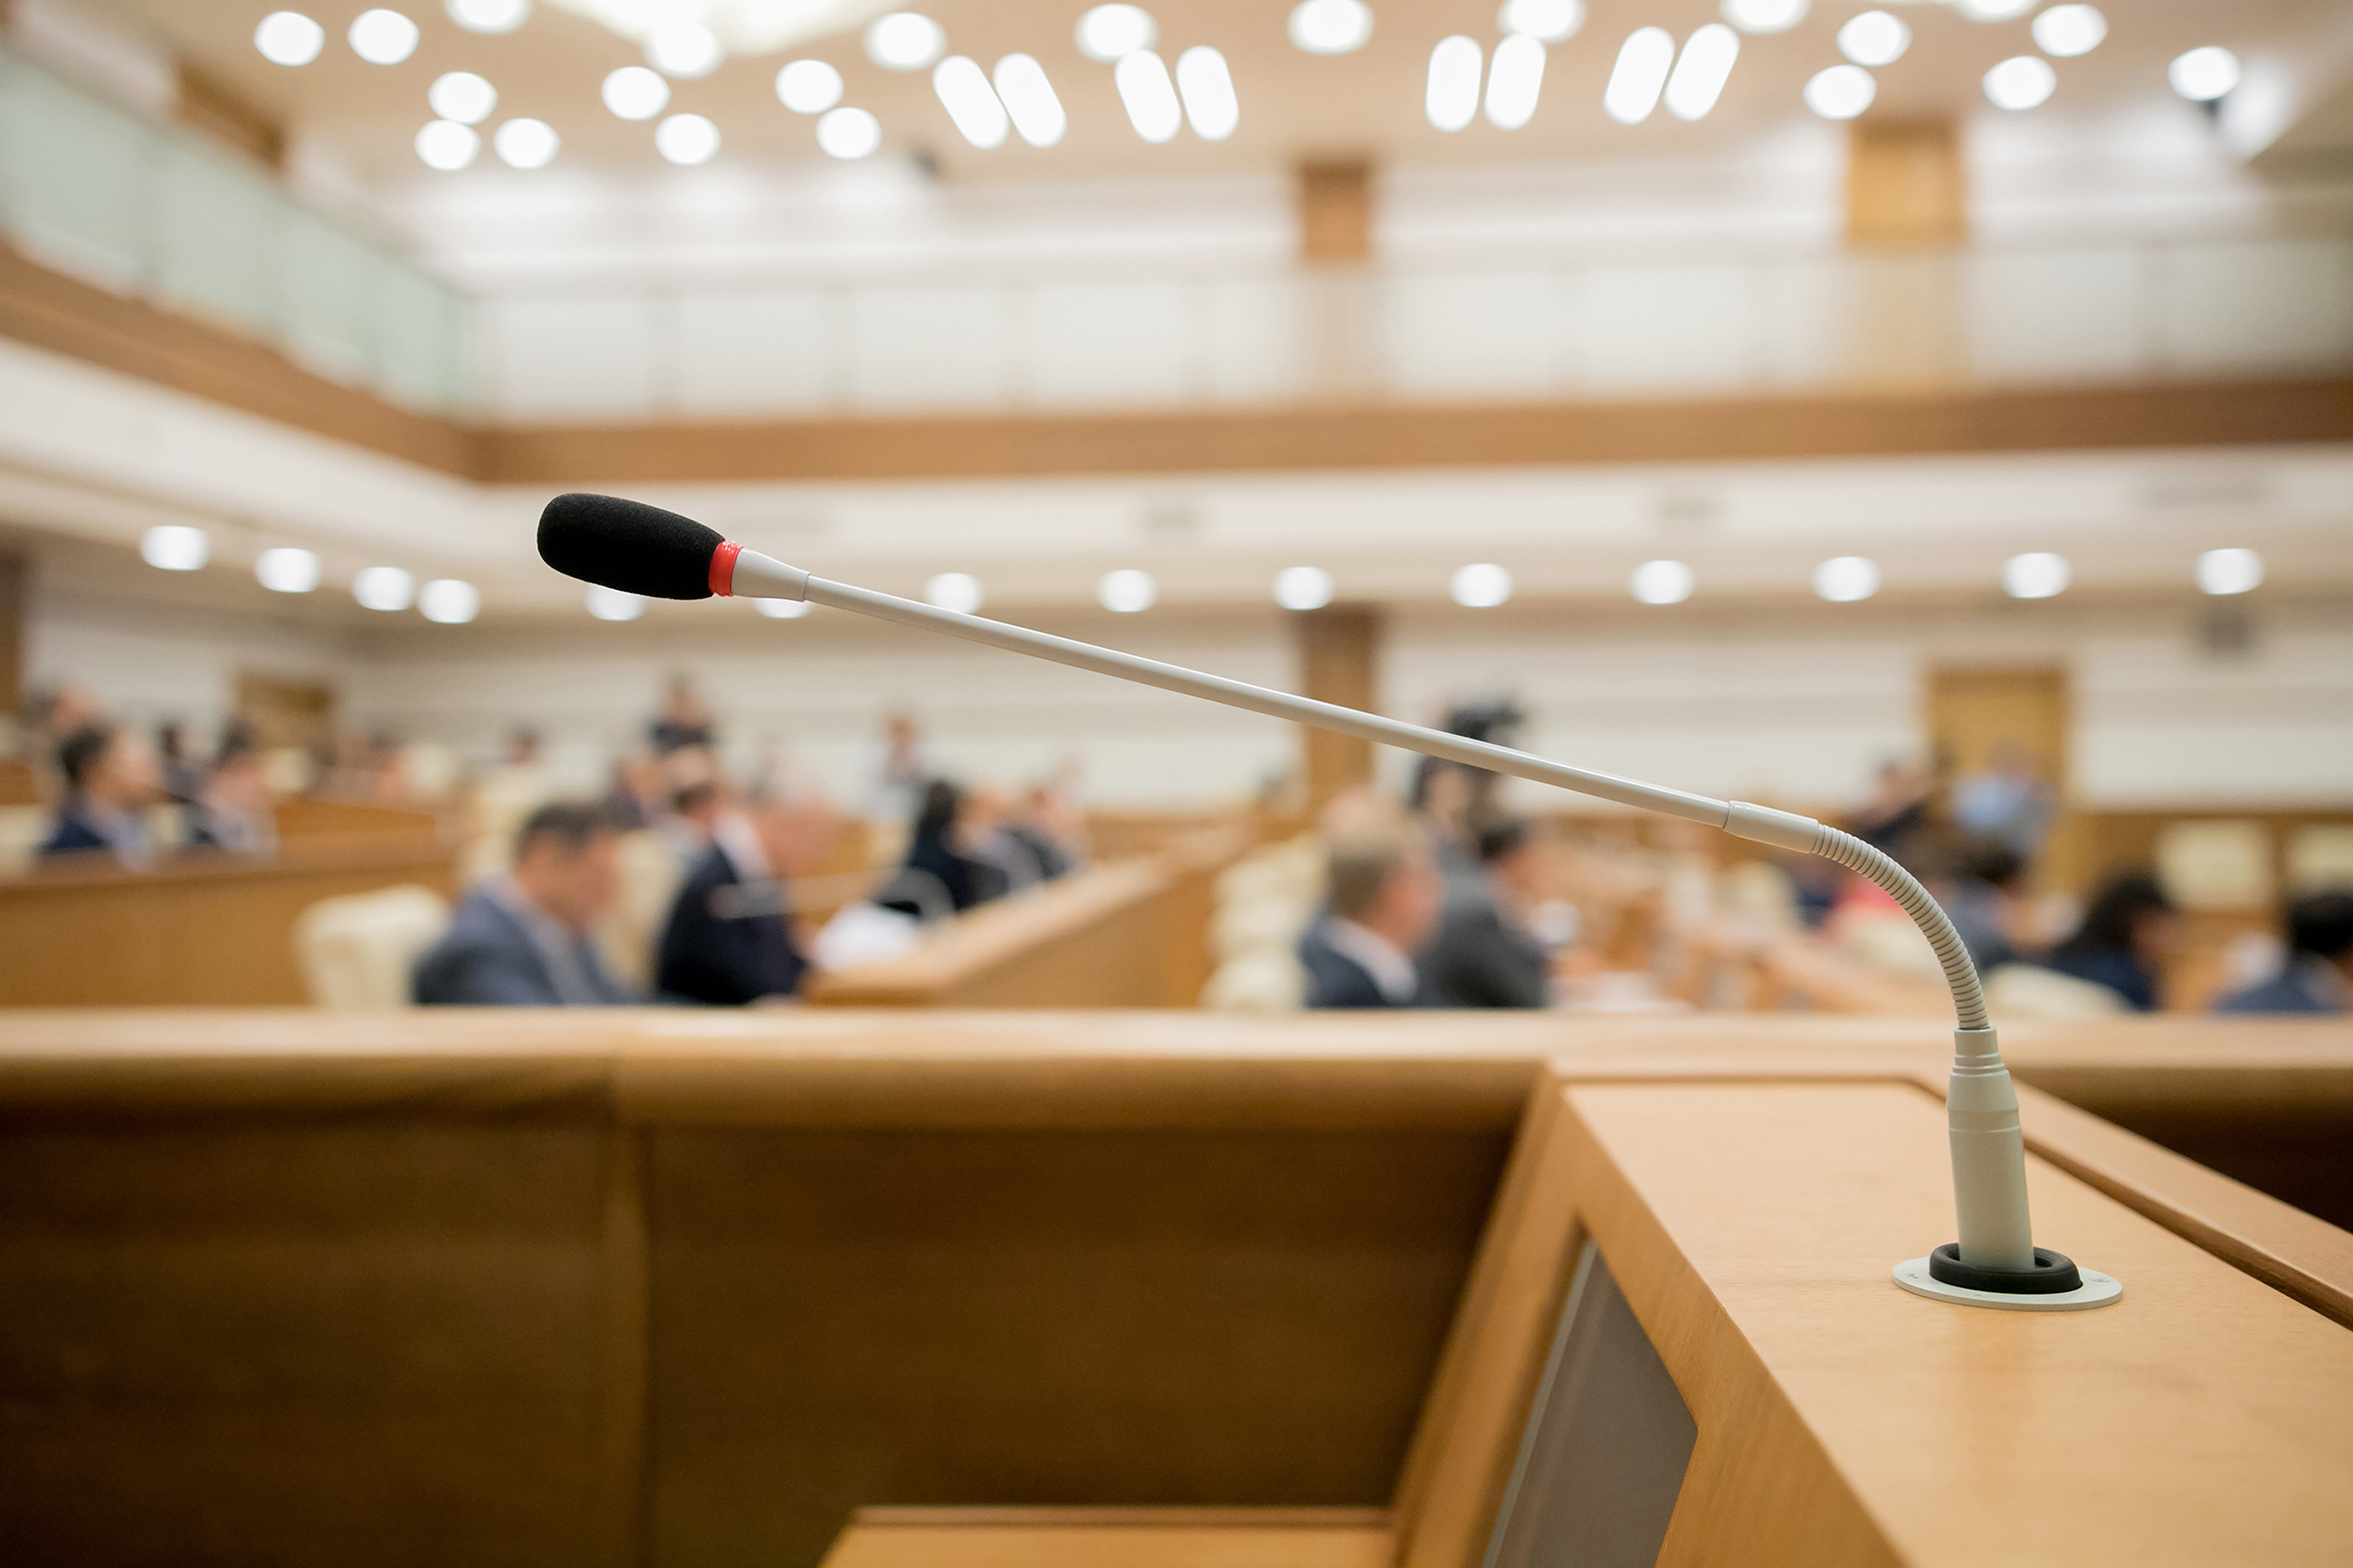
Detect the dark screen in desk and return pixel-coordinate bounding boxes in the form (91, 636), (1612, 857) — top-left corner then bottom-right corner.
(1482, 1240), (1697, 1568)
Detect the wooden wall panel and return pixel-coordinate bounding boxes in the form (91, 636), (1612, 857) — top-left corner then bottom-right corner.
(1847, 120), (1966, 248)
(1294, 606), (1380, 813)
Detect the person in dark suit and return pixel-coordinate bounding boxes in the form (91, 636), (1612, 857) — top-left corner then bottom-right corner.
(41, 723), (162, 869)
(881, 779), (1000, 918)
(413, 801), (633, 1005)
(2039, 872), (2176, 1012)
(1420, 817), (1555, 1009)
(1299, 816), (1444, 1009)
(657, 785), (837, 1005)
(2215, 891), (2353, 1015)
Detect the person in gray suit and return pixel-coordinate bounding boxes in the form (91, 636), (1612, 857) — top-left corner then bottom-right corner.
(413, 801), (634, 1006)
(1419, 817), (1555, 1009)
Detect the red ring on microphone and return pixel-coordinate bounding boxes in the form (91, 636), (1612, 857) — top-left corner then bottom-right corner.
(709, 540), (743, 597)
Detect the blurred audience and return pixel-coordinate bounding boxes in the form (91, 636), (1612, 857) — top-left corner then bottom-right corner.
(156, 721), (203, 803)
(1009, 779), (1086, 881)
(187, 726), (276, 856)
(1299, 815), (1443, 1008)
(885, 779), (996, 917)
(41, 723), (161, 869)
(1951, 743), (2055, 862)
(869, 710), (933, 827)
(413, 802), (632, 1005)
(1420, 816), (1553, 1009)
(657, 779), (837, 1005)
(2214, 891), (2353, 1015)
(649, 674), (716, 755)
(1944, 840), (2031, 974)
(2039, 872), (2177, 1012)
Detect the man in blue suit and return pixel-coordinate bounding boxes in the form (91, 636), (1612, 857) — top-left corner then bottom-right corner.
(41, 724), (162, 870)
(1298, 816), (1444, 1009)
(2215, 892), (2353, 1015)
(413, 801), (633, 1006)
(657, 784), (836, 1005)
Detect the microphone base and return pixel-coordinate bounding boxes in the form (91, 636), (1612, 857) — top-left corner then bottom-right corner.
(1893, 1253), (2122, 1312)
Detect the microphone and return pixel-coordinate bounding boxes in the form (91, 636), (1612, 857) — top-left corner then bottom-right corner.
(538, 491), (2119, 1313)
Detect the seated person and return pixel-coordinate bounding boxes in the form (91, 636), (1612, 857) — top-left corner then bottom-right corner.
(2038, 872), (2176, 1012)
(413, 801), (632, 1005)
(1299, 817), (1443, 1008)
(41, 723), (162, 869)
(186, 727), (277, 857)
(1421, 817), (1554, 1009)
(2215, 890), (2353, 1015)
(881, 779), (1000, 918)
(1944, 840), (2029, 974)
(657, 783), (836, 1005)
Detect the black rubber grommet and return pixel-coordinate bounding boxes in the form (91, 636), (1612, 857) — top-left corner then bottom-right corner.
(1928, 1243), (2084, 1295)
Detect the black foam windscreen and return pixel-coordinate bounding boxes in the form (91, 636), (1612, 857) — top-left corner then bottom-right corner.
(538, 493), (726, 600)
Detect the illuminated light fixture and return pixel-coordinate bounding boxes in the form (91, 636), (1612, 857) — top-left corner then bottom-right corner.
(1663, 23), (1739, 120)
(1451, 563), (1512, 608)
(447, 0), (529, 33)
(648, 20), (723, 78)
(418, 578), (481, 623)
(776, 59), (843, 113)
(415, 119), (481, 170)
(1076, 4), (1156, 62)
(1984, 53), (2055, 109)
(924, 573), (984, 613)
(1099, 569), (1157, 613)
(2169, 47), (2240, 102)
(256, 547), (320, 594)
(1289, 0), (1372, 56)
(1485, 33), (1545, 129)
(1176, 46), (1238, 141)
(2002, 551), (2070, 599)
(2195, 547), (2263, 596)
(1631, 559), (1694, 604)
(995, 55), (1066, 148)
(2030, 4), (2105, 58)
(586, 584), (646, 621)
(602, 66), (671, 120)
(1720, 0), (1805, 33)
(1603, 27), (1674, 125)
(140, 525), (208, 572)
(1426, 36), (1483, 132)
(1958, 0), (2034, 17)
(353, 566), (414, 612)
(254, 12), (325, 65)
(867, 12), (945, 71)
(348, 8), (420, 64)
(493, 118), (558, 168)
(1272, 566), (1333, 611)
(932, 55), (1009, 149)
(1114, 51), (1182, 143)
(655, 112), (720, 165)
(1804, 62), (1875, 119)
(428, 71), (497, 124)
(1813, 556), (1881, 603)
(1499, 0), (1581, 43)
(1837, 10), (1909, 67)
(753, 596), (811, 620)
(817, 105), (881, 157)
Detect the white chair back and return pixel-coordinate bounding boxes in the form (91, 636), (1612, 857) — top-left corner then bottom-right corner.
(295, 885), (452, 1011)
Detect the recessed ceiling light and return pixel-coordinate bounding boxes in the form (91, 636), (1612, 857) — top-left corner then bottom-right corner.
(648, 20), (723, 79)
(140, 525), (208, 572)
(602, 66), (671, 120)
(348, 8), (420, 65)
(1273, 566), (1333, 611)
(867, 12), (945, 71)
(1631, 559), (1693, 604)
(1498, 0), (1582, 43)
(1720, 0), (1805, 34)
(817, 105), (881, 157)
(1663, 23), (1739, 121)
(1289, 0), (1373, 56)
(428, 71), (497, 125)
(924, 572), (984, 613)
(586, 584), (645, 621)
(995, 53), (1067, 147)
(1957, 0), (2034, 17)
(1604, 27), (1674, 124)
(655, 112), (720, 165)
(753, 597), (811, 619)
(446, 0), (528, 33)
(254, 11), (325, 65)
(493, 118), (558, 168)
(1804, 62), (1875, 119)
(1813, 556), (1880, 602)
(932, 56), (1008, 149)
(1485, 33), (1545, 129)
(1425, 36), (1482, 131)
(353, 566), (414, 611)
(1984, 53), (2055, 109)
(1451, 563), (1512, 608)
(1837, 10), (1909, 67)
(1176, 47), (1237, 141)
(2030, 4), (2104, 58)
(776, 59), (843, 114)
(419, 579), (480, 623)
(2195, 548), (2263, 596)
(1099, 569), (1157, 613)
(2002, 551), (2070, 599)
(1076, 4), (1156, 62)
(256, 547), (320, 594)
(1114, 51), (1181, 143)
(2168, 47), (2240, 102)
(415, 119), (481, 170)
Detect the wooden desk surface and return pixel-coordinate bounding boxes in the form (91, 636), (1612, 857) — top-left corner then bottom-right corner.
(824, 1509), (1394, 1568)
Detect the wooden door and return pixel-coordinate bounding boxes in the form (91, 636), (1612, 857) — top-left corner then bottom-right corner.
(235, 675), (337, 757)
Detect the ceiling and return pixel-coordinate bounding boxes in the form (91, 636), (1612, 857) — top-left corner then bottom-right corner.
(100, 0), (2341, 195)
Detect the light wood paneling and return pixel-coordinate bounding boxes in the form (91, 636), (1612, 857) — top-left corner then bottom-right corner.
(1298, 159), (1373, 265)
(1293, 606), (1379, 813)
(1847, 119), (1966, 248)
(0, 546), (24, 716)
